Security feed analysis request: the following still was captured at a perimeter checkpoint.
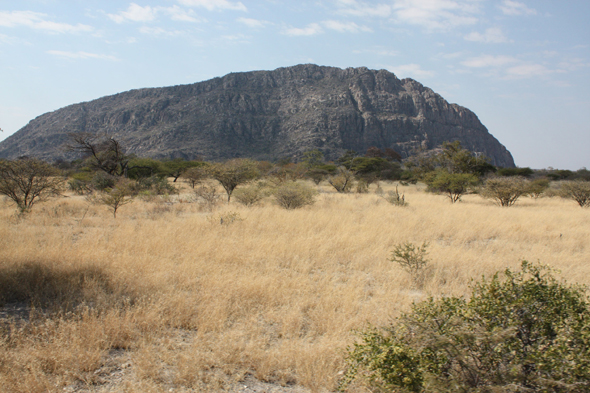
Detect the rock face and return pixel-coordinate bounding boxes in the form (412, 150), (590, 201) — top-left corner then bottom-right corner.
(0, 64), (514, 167)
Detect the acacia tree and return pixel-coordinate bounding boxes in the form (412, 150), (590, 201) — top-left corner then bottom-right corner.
(182, 166), (208, 189)
(207, 159), (259, 203)
(424, 169), (479, 203)
(481, 176), (529, 207)
(560, 180), (590, 207)
(0, 158), (64, 213)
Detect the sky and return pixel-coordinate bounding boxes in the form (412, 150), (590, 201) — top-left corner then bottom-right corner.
(0, 0), (589, 169)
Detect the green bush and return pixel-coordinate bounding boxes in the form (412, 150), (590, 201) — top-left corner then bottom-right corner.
(133, 175), (176, 195)
(273, 181), (317, 209)
(424, 169), (479, 203)
(527, 178), (550, 199)
(91, 171), (117, 191)
(480, 176), (529, 206)
(389, 242), (428, 288)
(233, 182), (270, 207)
(341, 261), (590, 392)
(497, 167), (534, 177)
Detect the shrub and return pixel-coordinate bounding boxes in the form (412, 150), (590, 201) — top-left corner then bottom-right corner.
(232, 182), (270, 207)
(379, 185), (406, 206)
(328, 167), (355, 193)
(389, 242), (428, 288)
(91, 171), (117, 191)
(497, 167), (534, 177)
(341, 261), (590, 392)
(273, 181), (317, 209)
(133, 175), (176, 195)
(194, 184), (221, 210)
(355, 179), (369, 193)
(527, 178), (550, 199)
(68, 172), (93, 195)
(424, 169), (479, 203)
(95, 179), (135, 218)
(560, 180), (590, 207)
(480, 176), (529, 206)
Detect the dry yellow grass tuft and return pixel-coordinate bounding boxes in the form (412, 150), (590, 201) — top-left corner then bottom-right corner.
(1, 182), (589, 392)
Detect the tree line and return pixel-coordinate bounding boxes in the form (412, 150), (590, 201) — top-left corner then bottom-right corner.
(1, 133), (589, 214)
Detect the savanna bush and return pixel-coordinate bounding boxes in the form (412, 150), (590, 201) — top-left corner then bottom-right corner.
(527, 178), (550, 199)
(273, 181), (317, 209)
(232, 182), (270, 207)
(480, 176), (529, 206)
(560, 180), (590, 207)
(328, 167), (355, 193)
(389, 242), (428, 288)
(194, 184), (221, 210)
(91, 171), (117, 191)
(379, 185), (406, 206)
(341, 261), (590, 393)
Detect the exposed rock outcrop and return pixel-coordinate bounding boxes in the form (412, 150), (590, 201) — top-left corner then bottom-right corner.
(0, 64), (515, 167)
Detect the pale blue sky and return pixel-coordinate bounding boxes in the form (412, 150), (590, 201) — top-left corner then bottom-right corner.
(1, 0), (588, 169)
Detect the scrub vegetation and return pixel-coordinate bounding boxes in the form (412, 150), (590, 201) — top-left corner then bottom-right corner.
(1, 140), (589, 392)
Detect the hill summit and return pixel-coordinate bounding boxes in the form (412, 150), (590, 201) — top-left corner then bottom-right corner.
(0, 64), (514, 167)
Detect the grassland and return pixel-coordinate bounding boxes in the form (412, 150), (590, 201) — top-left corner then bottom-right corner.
(1, 181), (589, 392)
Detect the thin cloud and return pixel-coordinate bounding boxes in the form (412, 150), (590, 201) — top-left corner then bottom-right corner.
(505, 64), (553, 78)
(46, 50), (118, 61)
(323, 20), (372, 33)
(282, 23), (323, 37)
(0, 10), (92, 34)
(336, 1), (392, 18)
(237, 17), (268, 28)
(178, 0), (247, 12)
(392, 0), (480, 30)
(165, 5), (201, 22)
(220, 33), (250, 43)
(464, 27), (511, 43)
(108, 3), (157, 23)
(0, 33), (20, 45)
(388, 63), (435, 78)
(461, 54), (517, 68)
(354, 48), (399, 56)
(499, 0), (537, 16)
(139, 27), (184, 36)
(461, 54), (568, 80)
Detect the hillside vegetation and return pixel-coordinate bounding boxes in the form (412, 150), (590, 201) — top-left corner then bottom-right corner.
(1, 179), (589, 392)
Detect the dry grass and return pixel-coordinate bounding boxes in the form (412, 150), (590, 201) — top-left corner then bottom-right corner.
(1, 182), (589, 392)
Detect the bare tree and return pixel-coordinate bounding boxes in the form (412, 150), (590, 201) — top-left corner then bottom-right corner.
(0, 158), (64, 213)
(66, 133), (131, 176)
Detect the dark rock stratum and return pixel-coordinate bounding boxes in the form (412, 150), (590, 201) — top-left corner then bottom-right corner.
(0, 64), (514, 167)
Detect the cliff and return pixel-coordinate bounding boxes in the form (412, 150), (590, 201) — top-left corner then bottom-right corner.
(0, 64), (515, 167)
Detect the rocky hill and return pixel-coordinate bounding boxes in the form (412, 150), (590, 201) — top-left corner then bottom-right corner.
(0, 64), (514, 167)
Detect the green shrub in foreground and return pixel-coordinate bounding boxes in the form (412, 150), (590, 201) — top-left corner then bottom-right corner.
(341, 261), (590, 392)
